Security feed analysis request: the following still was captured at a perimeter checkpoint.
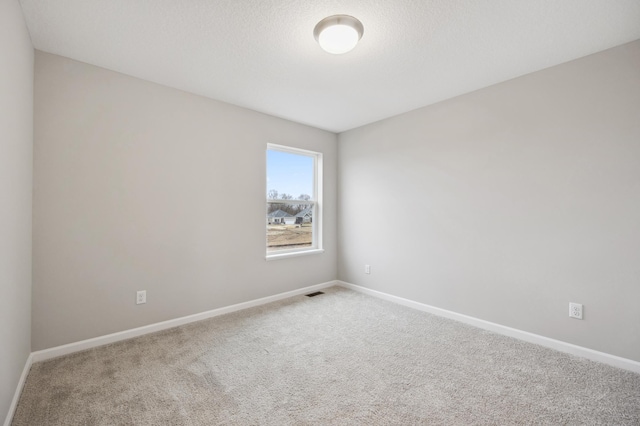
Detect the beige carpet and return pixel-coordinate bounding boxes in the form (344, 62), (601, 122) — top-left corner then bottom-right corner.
(13, 286), (640, 425)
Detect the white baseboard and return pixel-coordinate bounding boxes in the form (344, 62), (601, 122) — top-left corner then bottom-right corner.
(337, 281), (640, 374)
(4, 353), (33, 426)
(31, 280), (337, 363)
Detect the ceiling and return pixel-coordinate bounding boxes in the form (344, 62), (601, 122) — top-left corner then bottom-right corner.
(19, 0), (640, 133)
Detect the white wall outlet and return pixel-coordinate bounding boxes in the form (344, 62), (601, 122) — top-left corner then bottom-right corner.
(569, 302), (582, 319)
(365, 264), (371, 274)
(136, 290), (147, 305)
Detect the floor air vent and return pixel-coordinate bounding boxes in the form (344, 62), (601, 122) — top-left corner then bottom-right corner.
(306, 291), (324, 297)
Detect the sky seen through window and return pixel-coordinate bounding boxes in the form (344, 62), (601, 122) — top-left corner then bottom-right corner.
(266, 150), (313, 198)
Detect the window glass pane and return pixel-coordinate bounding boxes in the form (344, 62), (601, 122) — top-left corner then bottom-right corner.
(266, 145), (321, 257)
(267, 203), (313, 252)
(266, 150), (314, 200)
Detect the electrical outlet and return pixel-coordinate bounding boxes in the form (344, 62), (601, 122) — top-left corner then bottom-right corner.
(569, 302), (582, 319)
(365, 264), (371, 274)
(136, 290), (146, 305)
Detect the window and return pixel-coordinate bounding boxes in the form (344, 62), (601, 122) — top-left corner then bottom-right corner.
(266, 144), (323, 259)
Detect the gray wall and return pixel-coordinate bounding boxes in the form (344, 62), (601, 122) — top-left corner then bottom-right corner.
(33, 52), (337, 351)
(338, 40), (640, 362)
(0, 0), (33, 421)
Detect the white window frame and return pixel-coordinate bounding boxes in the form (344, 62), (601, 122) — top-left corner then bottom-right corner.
(266, 144), (323, 260)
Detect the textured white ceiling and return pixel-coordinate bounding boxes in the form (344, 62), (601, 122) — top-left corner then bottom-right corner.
(19, 0), (640, 133)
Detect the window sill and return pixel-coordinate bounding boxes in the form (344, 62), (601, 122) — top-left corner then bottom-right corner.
(266, 248), (325, 261)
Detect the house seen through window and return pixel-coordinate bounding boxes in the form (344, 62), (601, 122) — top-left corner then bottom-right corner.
(266, 144), (322, 257)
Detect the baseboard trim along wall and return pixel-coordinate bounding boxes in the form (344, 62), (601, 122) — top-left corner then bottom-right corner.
(29, 279), (640, 373)
(336, 281), (640, 374)
(4, 353), (33, 426)
(31, 280), (338, 363)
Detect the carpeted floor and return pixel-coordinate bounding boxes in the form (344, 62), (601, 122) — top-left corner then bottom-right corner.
(13, 286), (640, 425)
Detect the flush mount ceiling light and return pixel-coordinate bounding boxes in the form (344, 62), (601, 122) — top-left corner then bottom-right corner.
(313, 15), (364, 54)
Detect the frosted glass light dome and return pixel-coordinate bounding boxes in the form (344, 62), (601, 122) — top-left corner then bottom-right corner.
(314, 15), (364, 55)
